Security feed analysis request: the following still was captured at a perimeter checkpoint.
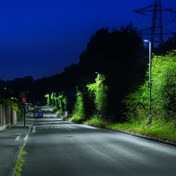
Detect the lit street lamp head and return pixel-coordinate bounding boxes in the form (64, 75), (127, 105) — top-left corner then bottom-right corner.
(144, 39), (150, 43)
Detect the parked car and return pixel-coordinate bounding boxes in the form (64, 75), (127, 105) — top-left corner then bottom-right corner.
(36, 111), (43, 118)
(33, 108), (43, 118)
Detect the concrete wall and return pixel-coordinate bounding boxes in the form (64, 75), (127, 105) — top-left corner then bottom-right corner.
(0, 104), (17, 131)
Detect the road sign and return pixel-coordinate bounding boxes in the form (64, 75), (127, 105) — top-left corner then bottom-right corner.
(22, 97), (26, 104)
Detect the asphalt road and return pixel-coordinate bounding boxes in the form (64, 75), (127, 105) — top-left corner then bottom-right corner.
(22, 115), (176, 176)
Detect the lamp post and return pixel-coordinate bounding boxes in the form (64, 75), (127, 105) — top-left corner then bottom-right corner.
(144, 39), (152, 125)
(95, 72), (101, 117)
(95, 72), (100, 83)
(75, 86), (78, 92)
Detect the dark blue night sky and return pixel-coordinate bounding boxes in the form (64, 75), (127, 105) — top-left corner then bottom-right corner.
(0, 0), (176, 80)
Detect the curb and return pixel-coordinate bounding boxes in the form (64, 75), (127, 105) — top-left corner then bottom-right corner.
(83, 122), (176, 147)
(112, 129), (176, 147)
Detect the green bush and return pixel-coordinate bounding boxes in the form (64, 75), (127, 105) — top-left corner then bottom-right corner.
(86, 115), (109, 128)
(152, 52), (176, 120)
(124, 51), (176, 123)
(71, 91), (85, 122)
(87, 73), (108, 118)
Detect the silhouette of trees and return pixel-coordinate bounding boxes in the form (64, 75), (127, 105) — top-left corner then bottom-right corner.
(74, 23), (146, 121)
(1, 24), (147, 121)
(156, 35), (176, 55)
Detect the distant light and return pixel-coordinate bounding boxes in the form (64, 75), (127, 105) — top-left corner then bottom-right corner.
(143, 39), (149, 43)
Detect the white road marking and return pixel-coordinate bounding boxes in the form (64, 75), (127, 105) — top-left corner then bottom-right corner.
(32, 126), (36, 133)
(24, 134), (28, 141)
(15, 136), (20, 141)
(82, 124), (99, 129)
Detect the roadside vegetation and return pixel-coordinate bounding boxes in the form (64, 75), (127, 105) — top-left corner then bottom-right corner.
(86, 117), (176, 143)
(14, 149), (27, 176)
(37, 25), (175, 143)
(45, 91), (68, 119)
(70, 90), (85, 122)
(70, 51), (176, 143)
(0, 96), (23, 122)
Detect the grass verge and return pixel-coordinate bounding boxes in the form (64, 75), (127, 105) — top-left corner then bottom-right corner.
(14, 149), (27, 176)
(85, 116), (176, 143)
(70, 114), (84, 123)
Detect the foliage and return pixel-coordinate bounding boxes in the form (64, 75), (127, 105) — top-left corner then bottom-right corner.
(14, 150), (27, 176)
(57, 92), (67, 113)
(78, 24), (146, 120)
(6, 99), (19, 112)
(87, 73), (108, 118)
(0, 96), (19, 111)
(44, 93), (50, 106)
(71, 91), (85, 122)
(107, 120), (176, 143)
(44, 91), (68, 115)
(0, 95), (24, 122)
(50, 92), (55, 106)
(156, 35), (176, 55)
(85, 117), (176, 143)
(86, 115), (109, 128)
(70, 113), (83, 123)
(62, 95), (68, 111)
(1, 24), (145, 119)
(57, 94), (63, 112)
(44, 92), (57, 106)
(152, 52), (176, 119)
(124, 51), (176, 122)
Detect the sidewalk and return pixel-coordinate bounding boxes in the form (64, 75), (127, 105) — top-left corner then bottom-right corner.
(0, 118), (33, 176)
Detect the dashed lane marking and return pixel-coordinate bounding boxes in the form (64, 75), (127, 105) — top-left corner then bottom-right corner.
(32, 126), (36, 133)
(24, 134), (29, 141)
(15, 136), (20, 141)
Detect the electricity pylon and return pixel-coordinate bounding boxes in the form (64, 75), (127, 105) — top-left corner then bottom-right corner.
(134, 0), (176, 48)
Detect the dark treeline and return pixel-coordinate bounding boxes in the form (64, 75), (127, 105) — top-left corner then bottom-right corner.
(1, 24), (176, 121)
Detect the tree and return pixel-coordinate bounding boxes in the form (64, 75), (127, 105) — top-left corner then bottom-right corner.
(71, 90), (85, 122)
(87, 73), (108, 118)
(124, 51), (176, 122)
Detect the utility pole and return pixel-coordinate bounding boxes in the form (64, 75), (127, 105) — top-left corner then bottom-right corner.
(134, 0), (176, 48)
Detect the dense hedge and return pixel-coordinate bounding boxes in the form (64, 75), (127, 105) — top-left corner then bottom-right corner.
(124, 51), (176, 122)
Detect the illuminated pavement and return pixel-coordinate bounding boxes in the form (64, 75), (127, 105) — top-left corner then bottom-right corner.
(0, 119), (32, 176)
(22, 118), (176, 176)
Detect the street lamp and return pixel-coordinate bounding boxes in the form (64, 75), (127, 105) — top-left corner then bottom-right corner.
(95, 72), (100, 82)
(75, 86), (78, 92)
(144, 39), (152, 125)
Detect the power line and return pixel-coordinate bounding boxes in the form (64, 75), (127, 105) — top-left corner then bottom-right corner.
(134, 0), (176, 48)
